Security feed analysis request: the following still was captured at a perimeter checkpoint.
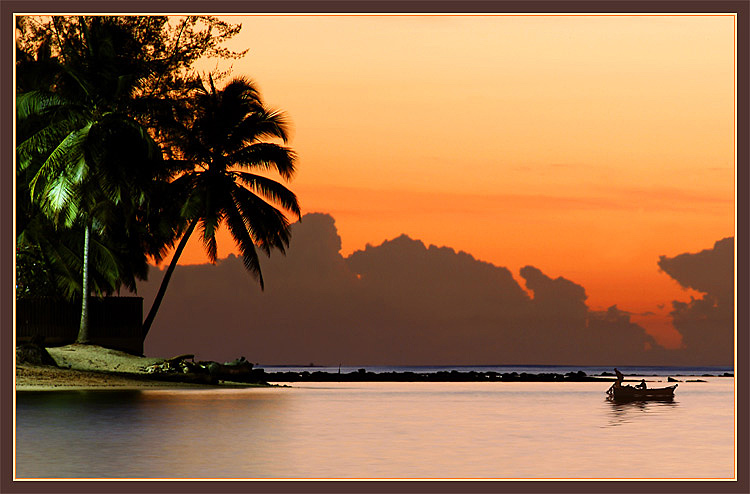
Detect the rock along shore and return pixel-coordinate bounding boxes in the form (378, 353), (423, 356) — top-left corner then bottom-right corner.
(17, 343), (732, 389)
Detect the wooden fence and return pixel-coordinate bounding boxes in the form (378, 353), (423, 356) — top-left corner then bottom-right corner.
(16, 297), (144, 355)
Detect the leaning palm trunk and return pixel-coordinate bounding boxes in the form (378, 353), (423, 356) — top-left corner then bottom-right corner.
(76, 222), (91, 343)
(142, 218), (198, 338)
(140, 76), (300, 340)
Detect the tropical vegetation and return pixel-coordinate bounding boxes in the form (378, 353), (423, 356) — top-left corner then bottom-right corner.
(15, 15), (300, 343)
(141, 75), (300, 336)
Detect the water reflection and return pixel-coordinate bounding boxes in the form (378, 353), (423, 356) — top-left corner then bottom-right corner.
(18, 389), (144, 404)
(16, 384), (731, 479)
(16, 388), (291, 478)
(604, 396), (678, 427)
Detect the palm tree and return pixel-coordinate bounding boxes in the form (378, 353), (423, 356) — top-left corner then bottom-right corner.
(141, 76), (301, 337)
(16, 179), (157, 301)
(17, 211), (125, 301)
(16, 17), (165, 343)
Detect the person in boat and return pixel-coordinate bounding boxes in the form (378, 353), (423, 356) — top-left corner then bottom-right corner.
(614, 368), (624, 388)
(636, 379), (647, 389)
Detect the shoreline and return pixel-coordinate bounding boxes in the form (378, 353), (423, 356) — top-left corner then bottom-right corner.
(18, 364), (731, 390)
(15, 344), (733, 390)
(15, 344), (271, 391)
(15, 364), (268, 391)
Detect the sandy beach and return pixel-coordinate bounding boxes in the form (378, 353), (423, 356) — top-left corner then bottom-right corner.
(15, 344), (265, 391)
(15, 364), (217, 390)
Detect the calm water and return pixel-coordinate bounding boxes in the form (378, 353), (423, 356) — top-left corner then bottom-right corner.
(16, 377), (735, 479)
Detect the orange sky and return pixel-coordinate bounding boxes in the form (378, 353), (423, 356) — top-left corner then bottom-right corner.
(167, 14), (735, 349)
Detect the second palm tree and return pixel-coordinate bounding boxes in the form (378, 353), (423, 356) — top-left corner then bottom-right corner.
(142, 75), (301, 337)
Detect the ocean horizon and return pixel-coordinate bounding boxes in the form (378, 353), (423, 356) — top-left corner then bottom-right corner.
(256, 364), (734, 376)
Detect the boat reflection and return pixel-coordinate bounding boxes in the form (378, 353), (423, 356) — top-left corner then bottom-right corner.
(604, 396), (678, 427)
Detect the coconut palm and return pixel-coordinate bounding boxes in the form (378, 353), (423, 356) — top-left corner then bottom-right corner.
(141, 76), (301, 337)
(16, 17), (165, 343)
(16, 163), (170, 302)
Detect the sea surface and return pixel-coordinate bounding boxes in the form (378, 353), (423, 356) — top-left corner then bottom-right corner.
(15, 366), (735, 479)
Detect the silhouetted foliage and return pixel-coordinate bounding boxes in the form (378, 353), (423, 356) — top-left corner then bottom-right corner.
(15, 15), (251, 342)
(141, 76), (301, 336)
(16, 15), (301, 345)
(15, 244), (59, 299)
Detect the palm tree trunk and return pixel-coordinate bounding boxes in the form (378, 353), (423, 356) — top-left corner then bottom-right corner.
(76, 221), (92, 343)
(142, 218), (198, 338)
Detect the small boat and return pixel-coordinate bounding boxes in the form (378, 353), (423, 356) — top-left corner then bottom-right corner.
(606, 383), (677, 401)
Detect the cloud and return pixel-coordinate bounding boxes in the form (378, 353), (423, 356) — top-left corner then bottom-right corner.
(138, 213), (725, 366)
(587, 306), (659, 358)
(657, 237), (734, 365)
(658, 237), (734, 306)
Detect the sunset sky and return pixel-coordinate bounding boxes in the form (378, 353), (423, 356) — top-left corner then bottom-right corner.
(170, 14), (736, 350)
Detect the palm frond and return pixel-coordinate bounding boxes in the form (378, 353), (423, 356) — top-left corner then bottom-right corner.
(177, 188), (203, 221)
(54, 273), (82, 300)
(90, 235), (122, 289)
(233, 107), (291, 144)
(231, 184), (291, 256)
(41, 232), (83, 300)
(224, 197), (264, 289)
(16, 119), (80, 172)
(220, 76), (261, 103)
(232, 171), (301, 219)
(197, 173), (228, 263)
(18, 102), (89, 129)
(229, 142), (297, 181)
(42, 174), (76, 217)
(30, 122), (91, 198)
(89, 199), (118, 234)
(16, 91), (68, 120)
(199, 217), (219, 263)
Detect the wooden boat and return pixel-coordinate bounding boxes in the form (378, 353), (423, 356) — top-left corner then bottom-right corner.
(606, 383), (677, 401)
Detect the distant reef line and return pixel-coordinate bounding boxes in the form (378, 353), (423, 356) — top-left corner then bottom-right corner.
(261, 369), (734, 382)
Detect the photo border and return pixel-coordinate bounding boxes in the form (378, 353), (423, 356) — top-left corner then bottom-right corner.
(2, 1), (747, 493)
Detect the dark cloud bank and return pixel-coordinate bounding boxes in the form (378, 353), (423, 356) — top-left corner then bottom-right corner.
(657, 237), (734, 366)
(138, 214), (734, 366)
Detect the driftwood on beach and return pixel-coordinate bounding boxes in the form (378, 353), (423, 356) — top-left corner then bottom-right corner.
(144, 355), (268, 384)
